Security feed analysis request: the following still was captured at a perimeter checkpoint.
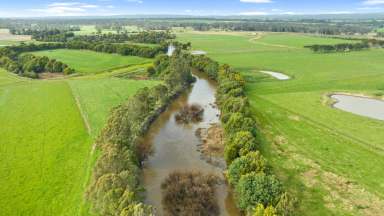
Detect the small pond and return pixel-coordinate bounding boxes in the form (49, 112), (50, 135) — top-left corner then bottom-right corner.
(331, 94), (384, 121)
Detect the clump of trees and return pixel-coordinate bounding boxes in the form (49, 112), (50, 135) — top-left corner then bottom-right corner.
(306, 39), (384, 53)
(0, 51), (74, 78)
(191, 56), (296, 215)
(161, 171), (219, 216)
(86, 53), (195, 216)
(175, 104), (204, 124)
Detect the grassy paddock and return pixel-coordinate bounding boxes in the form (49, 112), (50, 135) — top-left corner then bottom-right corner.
(69, 77), (161, 138)
(31, 49), (151, 74)
(0, 79), (92, 215)
(0, 61), (159, 215)
(177, 31), (384, 214)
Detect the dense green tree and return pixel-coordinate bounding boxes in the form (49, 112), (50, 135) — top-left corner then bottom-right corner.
(227, 151), (268, 186)
(236, 173), (283, 210)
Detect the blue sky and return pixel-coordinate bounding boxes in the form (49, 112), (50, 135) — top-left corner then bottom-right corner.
(1, 0), (384, 17)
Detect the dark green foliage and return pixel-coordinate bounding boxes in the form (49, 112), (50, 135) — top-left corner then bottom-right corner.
(306, 39), (384, 53)
(227, 152), (268, 186)
(161, 171), (219, 216)
(0, 51), (73, 78)
(224, 112), (256, 135)
(191, 55), (219, 80)
(146, 65), (156, 76)
(224, 131), (259, 165)
(236, 173), (283, 211)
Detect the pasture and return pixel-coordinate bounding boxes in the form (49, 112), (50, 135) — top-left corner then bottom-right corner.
(0, 78), (92, 215)
(177, 31), (384, 215)
(0, 53), (158, 215)
(31, 49), (150, 74)
(69, 76), (161, 137)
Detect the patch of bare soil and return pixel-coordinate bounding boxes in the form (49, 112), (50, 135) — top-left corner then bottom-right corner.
(38, 72), (65, 80)
(196, 124), (226, 169)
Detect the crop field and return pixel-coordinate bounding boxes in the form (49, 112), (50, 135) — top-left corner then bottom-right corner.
(177, 32), (384, 215)
(31, 49), (151, 74)
(0, 54), (159, 215)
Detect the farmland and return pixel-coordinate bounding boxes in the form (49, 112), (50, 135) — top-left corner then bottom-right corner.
(31, 49), (151, 74)
(0, 28), (31, 46)
(177, 31), (384, 214)
(0, 50), (159, 215)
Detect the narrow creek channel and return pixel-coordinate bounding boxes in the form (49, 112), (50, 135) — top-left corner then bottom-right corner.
(142, 72), (240, 215)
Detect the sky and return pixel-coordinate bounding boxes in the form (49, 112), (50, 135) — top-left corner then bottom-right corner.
(1, 0), (384, 17)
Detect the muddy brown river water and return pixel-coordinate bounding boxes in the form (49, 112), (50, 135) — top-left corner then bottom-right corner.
(142, 72), (240, 215)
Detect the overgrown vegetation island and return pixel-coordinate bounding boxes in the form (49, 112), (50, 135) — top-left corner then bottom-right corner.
(1, 14), (384, 216)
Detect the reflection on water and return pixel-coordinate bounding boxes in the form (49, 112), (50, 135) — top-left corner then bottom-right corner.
(331, 94), (384, 121)
(142, 72), (240, 215)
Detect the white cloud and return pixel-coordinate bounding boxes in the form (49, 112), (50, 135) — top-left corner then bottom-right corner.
(239, 11), (269, 15)
(126, 0), (144, 4)
(362, 0), (384, 5)
(240, 0), (273, 3)
(28, 2), (101, 16)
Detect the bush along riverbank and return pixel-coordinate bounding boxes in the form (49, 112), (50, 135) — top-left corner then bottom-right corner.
(86, 52), (194, 216)
(192, 56), (296, 215)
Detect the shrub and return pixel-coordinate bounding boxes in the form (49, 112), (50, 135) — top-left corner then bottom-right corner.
(146, 65), (156, 77)
(161, 171), (219, 216)
(227, 151), (268, 186)
(224, 131), (258, 164)
(235, 173), (283, 210)
(275, 192), (296, 216)
(63, 67), (75, 75)
(224, 112), (256, 135)
(250, 204), (277, 216)
(120, 203), (154, 216)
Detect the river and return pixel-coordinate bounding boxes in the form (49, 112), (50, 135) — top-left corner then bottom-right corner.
(141, 72), (239, 215)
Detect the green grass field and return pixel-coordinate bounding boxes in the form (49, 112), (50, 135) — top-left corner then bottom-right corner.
(0, 78), (92, 215)
(69, 76), (160, 138)
(177, 32), (384, 215)
(31, 49), (151, 74)
(0, 57), (159, 215)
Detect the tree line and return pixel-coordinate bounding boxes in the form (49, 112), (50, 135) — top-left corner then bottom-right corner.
(192, 56), (296, 215)
(0, 40), (170, 78)
(11, 27), (175, 44)
(0, 47), (74, 78)
(86, 53), (194, 216)
(306, 39), (384, 53)
(2, 17), (382, 36)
